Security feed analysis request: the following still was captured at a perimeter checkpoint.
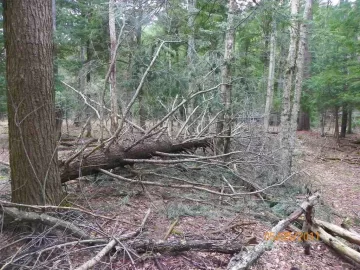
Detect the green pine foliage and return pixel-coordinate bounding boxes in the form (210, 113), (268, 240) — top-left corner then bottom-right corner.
(308, 0), (360, 117)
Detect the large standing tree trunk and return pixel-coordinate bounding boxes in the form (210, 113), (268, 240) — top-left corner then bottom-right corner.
(297, 110), (310, 131)
(4, 0), (63, 205)
(264, 13), (276, 133)
(280, 0), (312, 177)
(297, 2), (313, 132)
(109, 0), (119, 133)
(290, 0), (312, 149)
(280, 0), (300, 177)
(216, 0), (236, 155)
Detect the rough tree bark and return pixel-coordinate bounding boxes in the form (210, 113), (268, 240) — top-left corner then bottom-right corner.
(109, 0), (119, 133)
(297, 0), (313, 131)
(290, 0), (313, 151)
(216, 0), (236, 155)
(4, 0), (63, 204)
(298, 110), (310, 131)
(279, 0), (300, 177)
(60, 138), (210, 182)
(264, 13), (276, 133)
(280, 0), (312, 177)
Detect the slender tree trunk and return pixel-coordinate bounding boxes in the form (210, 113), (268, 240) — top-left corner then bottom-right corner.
(320, 111), (326, 137)
(334, 106), (339, 142)
(109, 0), (119, 133)
(297, 1), (313, 132)
(340, 105), (348, 138)
(216, 0), (236, 155)
(280, 0), (300, 176)
(86, 39), (92, 83)
(53, 0), (62, 140)
(264, 16), (276, 132)
(347, 108), (352, 134)
(138, 86), (146, 129)
(4, 0), (63, 205)
(136, 0), (146, 129)
(290, 0), (313, 149)
(187, 0), (197, 118)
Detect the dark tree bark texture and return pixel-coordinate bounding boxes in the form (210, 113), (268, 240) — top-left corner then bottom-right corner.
(297, 110), (310, 131)
(334, 106), (340, 142)
(347, 108), (352, 134)
(4, 0), (63, 205)
(60, 139), (210, 182)
(340, 105), (348, 138)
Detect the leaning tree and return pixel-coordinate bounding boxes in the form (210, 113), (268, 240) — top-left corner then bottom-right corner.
(4, 0), (63, 205)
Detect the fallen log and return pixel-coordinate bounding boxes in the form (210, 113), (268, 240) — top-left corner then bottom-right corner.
(2, 207), (89, 239)
(60, 138), (210, 182)
(227, 192), (320, 270)
(2, 237), (244, 269)
(341, 220), (360, 252)
(310, 224), (360, 265)
(130, 238), (243, 254)
(315, 219), (360, 246)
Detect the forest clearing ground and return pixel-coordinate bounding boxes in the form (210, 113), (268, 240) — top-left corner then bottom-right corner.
(0, 120), (359, 269)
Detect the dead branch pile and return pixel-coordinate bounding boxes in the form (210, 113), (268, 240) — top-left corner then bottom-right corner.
(0, 205), (243, 269)
(2, 191), (360, 269)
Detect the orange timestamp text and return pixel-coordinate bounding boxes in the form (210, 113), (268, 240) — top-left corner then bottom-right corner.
(264, 231), (320, 242)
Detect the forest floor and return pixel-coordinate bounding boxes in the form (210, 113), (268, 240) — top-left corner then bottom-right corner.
(0, 120), (359, 270)
(250, 131), (360, 270)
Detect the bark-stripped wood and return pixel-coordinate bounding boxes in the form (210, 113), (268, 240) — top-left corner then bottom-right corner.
(310, 225), (360, 264)
(315, 219), (360, 246)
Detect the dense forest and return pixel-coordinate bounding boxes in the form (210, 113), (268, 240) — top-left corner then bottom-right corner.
(0, 0), (359, 269)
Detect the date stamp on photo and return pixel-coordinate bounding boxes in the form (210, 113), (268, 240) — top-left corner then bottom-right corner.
(264, 231), (320, 242)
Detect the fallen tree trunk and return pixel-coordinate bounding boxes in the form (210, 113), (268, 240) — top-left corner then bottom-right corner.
(227, 192), (320, 270)
(130, 238), (243, 254)
(60, 138), (210, 182)
(315, 219), (360, 246)
(310, 224), (360, 265)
